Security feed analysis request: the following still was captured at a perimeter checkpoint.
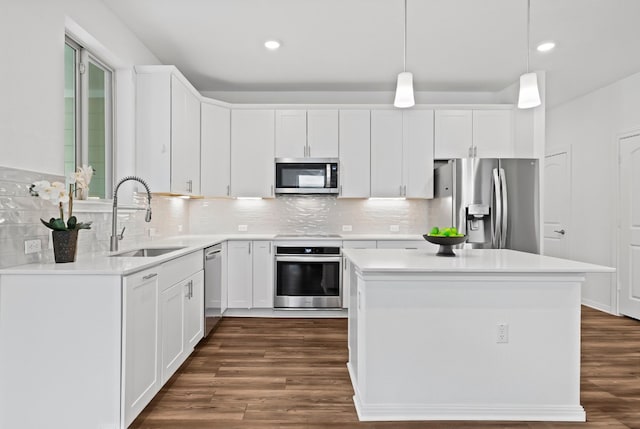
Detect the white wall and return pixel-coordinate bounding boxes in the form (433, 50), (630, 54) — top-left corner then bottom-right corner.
(546, 71), (640, 313)
(0, 0), (160, 176)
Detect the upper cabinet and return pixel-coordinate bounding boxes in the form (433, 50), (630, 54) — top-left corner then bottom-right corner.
(136, 66), (201, 196)
(275, 110), (339, 158)
(231, 110), (275, 198)
(339, 110), (370, 198)
(370, 110), (434, 198)
(201, 101), (231, 197)
(434, 109), (514, 159)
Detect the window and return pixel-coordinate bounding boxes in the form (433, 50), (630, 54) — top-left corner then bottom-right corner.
(64, 36), (114, 199)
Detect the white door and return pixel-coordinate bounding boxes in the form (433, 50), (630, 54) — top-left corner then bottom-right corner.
(275, 110), (306, 158)
(251, 241), (274, 308)
(184, 271), (204, 349)
(619, 134), (640, 319)
(339, 110), (370, 198)
(403, 109), (434, 198)
(227, 240), (253, 308)
(201, 102), (230, 197)
(307, 110), (339, 157)
(231, 110), (275, 197)
(170, 75), (201, 195)
(472, 110), (514, 158)
(434, 110), (472, 159)
(543, 150), (570, 258)
(160, 280), (185, 383)
(371, 110), (403, 197)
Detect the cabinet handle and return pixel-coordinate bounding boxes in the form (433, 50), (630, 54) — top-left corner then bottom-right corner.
(468, 146), (473, 158)
(227, 185), (230, 196)
(403, 185), (407, 196)
(248, 243), (251, 254)
(142, 273), (158, 280)
(187, 179), (193, 193)
(339, 185), (342, 195)
(308, 145), (311, 157)
(190, 281), (193, 298)
(271, 185), (274, 196)
(399, 185), (403, 196)
(474, 147), (478, 157)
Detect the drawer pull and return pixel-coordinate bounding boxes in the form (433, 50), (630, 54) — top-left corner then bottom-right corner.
(142, 273), (158, 280)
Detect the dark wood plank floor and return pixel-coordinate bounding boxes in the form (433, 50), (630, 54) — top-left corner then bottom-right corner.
(131, 306), (640, 428)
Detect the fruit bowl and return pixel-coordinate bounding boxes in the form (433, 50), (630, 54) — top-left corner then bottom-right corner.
(423, 234), (467, 256)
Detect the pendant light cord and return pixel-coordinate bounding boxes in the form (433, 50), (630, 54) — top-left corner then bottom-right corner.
(403, 0), (407, 72)
(526, 0), (530, 73)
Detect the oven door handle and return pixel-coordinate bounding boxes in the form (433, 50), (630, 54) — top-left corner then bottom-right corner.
(275, 256), (342, 263)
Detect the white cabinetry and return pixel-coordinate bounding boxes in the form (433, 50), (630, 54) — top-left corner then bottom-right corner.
(184, 271), (204, 350)
(201, 101), (231, 197)
(371, 110), (434, 198)
(275, 109), (339, 158)
(341, 240), (377, 308)
(231, 110), (275, 197)
(434, 109), (513, 159)
(136, 66), (201, 195)
(123, 267), (161, 427)
(159, 278), (185, 383)
(339, 110), (370, 198)
(227, 240), (274, 309)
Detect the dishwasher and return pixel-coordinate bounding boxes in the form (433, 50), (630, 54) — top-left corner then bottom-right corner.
(204, 244), (223, 337)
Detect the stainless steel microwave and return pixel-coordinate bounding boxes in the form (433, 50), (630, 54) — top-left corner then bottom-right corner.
(275, 158), (339, 194)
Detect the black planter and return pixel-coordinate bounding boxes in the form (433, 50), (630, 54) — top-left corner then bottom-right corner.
(52, 230), (79, 263)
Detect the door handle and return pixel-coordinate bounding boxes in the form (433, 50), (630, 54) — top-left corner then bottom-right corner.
(554, 229), (566, 235)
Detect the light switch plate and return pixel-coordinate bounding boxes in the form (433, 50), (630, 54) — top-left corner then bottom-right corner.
(24, 239), (42, 254)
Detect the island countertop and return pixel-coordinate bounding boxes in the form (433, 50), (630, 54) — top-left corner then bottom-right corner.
(342, 248), (615, 274)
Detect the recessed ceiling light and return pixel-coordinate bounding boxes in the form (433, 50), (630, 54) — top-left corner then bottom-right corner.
(536, 41), (556, 52)
(264, 40), (281, 50)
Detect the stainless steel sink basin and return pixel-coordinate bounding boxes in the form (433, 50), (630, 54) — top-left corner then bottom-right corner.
(110, 246), (187, 257)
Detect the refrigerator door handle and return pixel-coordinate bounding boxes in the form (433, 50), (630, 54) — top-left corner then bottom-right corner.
(492, 168), (502, 248)
(499, 168), (508, 249)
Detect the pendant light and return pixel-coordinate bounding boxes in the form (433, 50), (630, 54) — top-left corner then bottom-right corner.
(394, 0), (414, 108)
(518, 0), (541, 109)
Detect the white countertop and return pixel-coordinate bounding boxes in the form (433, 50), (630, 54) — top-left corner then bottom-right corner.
(0, 233), (428, 276)
(343, 248), (615, 274)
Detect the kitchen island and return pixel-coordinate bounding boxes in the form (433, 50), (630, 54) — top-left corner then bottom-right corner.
(342, 248), (614, 422)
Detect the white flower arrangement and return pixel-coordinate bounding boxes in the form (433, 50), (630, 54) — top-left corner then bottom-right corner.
(30, 165), (94, 231)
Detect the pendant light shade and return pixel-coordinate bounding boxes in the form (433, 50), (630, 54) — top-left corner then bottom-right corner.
(394, 0), (414, 108)
(517, 0), (541, 109)
(394, 71), (415, 108)
(518, 72), (541, 109)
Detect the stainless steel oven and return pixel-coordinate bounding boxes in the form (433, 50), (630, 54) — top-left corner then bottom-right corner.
(274, 244), (342, 308)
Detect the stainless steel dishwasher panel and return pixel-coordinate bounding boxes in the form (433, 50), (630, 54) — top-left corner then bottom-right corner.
(204, 244), (223, 337)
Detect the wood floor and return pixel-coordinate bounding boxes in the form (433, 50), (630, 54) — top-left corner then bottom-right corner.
(131, 306), (640, 429)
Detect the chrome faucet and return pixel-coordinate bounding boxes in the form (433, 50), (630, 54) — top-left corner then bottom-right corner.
(110, 176), (152, 252)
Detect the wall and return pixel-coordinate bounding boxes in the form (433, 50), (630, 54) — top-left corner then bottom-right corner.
(190, 196), (450, 235)
(0, 0), (159, 176)
(546, 70), (640, 313)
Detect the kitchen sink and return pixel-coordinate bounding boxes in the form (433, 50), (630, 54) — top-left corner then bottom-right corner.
(110, 246), (187, 257)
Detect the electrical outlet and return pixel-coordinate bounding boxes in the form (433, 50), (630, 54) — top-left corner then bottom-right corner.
(238, 225), (248, 232)
(342, 225), (353, 232)
(497, 323), (509, 343)
(177, 225), (183, 232)
(389, 225), (400, 232)
(24, 239), (42, 254)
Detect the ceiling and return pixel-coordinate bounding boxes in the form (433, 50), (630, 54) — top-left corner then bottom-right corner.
(101, 0), (640, 108)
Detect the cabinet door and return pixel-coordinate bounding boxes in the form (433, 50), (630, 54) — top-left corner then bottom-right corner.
(160, 280), (185, 384)
(371, 110), (403, 197)
(226, 241), (253, 308)
(307, 110), (339, 157)
(231, 110), (275, 197)
(403, 110), (434, 198)
(184, 270), (204, 350)
(252, 241), (274, 308)
(201, 102), (231, 197)
(275, 110), (306, 158)
(434, 110), (472, 159)
(171, 75), (201, 195)
(123, 268), (160, 427)
(339, 110), (370, 198)
(472, 110), (514, 158)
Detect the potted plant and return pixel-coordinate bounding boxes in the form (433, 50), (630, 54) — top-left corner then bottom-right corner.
(30, 167), (93, 263)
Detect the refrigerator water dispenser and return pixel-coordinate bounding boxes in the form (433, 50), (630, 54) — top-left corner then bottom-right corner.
(466, 204), (490, 244)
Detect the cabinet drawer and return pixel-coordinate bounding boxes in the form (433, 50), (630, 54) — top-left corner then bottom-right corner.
(161, 251), (203, 291)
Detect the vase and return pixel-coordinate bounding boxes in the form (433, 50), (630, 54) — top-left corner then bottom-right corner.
(52, 230), (79, 263)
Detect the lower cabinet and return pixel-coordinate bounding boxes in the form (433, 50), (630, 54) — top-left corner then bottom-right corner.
(341, 240), (377, 309)
(123, 267), (162, 428)
(227, 240), (274, 309)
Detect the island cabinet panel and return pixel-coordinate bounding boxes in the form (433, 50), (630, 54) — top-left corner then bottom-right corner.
(339, 110), (371, 198)
(231, 110), (275, 197)
(123, 267), (162, 427)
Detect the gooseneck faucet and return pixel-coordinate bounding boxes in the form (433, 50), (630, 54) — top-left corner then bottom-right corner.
(110, 176), (152, 252)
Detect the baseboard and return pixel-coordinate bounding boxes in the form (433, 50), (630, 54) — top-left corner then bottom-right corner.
(582, 299), (616, 315)
(222, 308), (347, 318)
(352, 394), (586, 422)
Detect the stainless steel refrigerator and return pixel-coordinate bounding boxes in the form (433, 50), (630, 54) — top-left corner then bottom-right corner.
(434, 158), (540, 254)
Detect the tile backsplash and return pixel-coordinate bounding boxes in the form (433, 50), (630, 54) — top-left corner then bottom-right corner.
(0, 166), (449, 269)
(0, 166), (189, 269)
